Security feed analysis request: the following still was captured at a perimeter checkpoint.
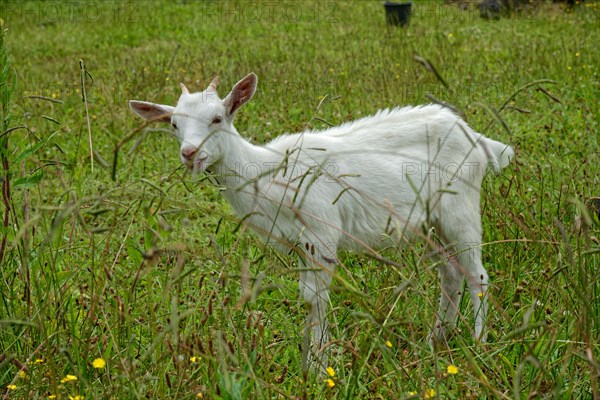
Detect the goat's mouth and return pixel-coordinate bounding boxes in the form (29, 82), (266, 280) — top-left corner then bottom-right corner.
(186, 156), (208, 173)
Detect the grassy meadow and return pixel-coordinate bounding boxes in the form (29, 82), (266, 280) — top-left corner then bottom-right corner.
(1, 0), (599, 398)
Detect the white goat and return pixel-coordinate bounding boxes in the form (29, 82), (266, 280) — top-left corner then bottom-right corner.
(130, 72), (513, 367)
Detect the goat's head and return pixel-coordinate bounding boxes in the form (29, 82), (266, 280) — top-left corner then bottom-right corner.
(129, 72), (257, 172)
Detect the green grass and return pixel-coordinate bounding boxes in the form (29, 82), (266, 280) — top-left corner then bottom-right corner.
(1, 0), (599, 398)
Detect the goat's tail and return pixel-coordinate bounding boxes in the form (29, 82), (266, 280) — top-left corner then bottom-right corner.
(480, 137), (514, 174)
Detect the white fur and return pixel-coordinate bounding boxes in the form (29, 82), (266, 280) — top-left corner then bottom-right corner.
(130, 73), (514, 369)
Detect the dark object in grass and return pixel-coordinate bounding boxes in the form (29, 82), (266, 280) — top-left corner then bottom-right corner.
(555, 0), (584, 6)
(384, 2), (412, 27)
(592, 197), (600, 222)
(480, 0), (502, 19)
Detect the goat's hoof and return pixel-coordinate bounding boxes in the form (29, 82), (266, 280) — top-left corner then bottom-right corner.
(473, 333), (488, 344)
(427, 331), (444, 348)
(428, 324), (458, 347)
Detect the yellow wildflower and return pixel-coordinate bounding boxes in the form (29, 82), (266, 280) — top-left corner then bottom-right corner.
(447, 364), (459, 374)
(477, 292), (484, 298)
(425, 388), (436, 398)
(69, 396), (84, 400)
(92, 358), (106, 369)
(48, 396), (57, 399)
(326, 367), (335, 377)
(409, 391), (417, 396)
(196, 393), (204, 398)
(325, 378), (335, 388)
(18, 370), (27, 378)
(7, 384), (17, 390)
(34, 358), (44, 364)
(190, 356), (200, 363)
(60, 374), (78, 383)
(385, 340), (393, 348)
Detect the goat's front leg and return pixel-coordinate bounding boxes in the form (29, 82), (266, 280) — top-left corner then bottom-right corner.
(298, 246), (336, 372)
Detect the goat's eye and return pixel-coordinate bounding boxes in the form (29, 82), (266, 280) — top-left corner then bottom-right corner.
(171, 123), (178, 130)
(211, 116), (222, 125)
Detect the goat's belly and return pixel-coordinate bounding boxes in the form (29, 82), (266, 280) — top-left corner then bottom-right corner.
(337, 201), (429, 252)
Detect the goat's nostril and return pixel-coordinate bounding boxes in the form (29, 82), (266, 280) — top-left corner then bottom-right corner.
(181, 147), (198, 161)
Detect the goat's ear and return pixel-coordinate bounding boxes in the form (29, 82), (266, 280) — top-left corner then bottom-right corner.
(129, 100), (175, 123)
(223, 73), (257, 118)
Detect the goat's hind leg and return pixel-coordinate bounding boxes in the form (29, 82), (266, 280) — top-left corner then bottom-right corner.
(436, 203), (489, 343)
(446, 237), (488, 343)
(430, 259), (464, 344)
(465, 249), (488, 343)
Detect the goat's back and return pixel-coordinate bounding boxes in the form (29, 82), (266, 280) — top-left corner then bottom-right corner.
(248, 105), (513, 251)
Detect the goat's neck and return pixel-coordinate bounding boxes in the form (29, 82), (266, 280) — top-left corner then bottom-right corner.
(211, 127), (273, 210)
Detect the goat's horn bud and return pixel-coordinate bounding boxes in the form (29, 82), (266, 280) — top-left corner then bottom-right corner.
(180, 82), (189, 95)
(208, 76), (219, 92)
